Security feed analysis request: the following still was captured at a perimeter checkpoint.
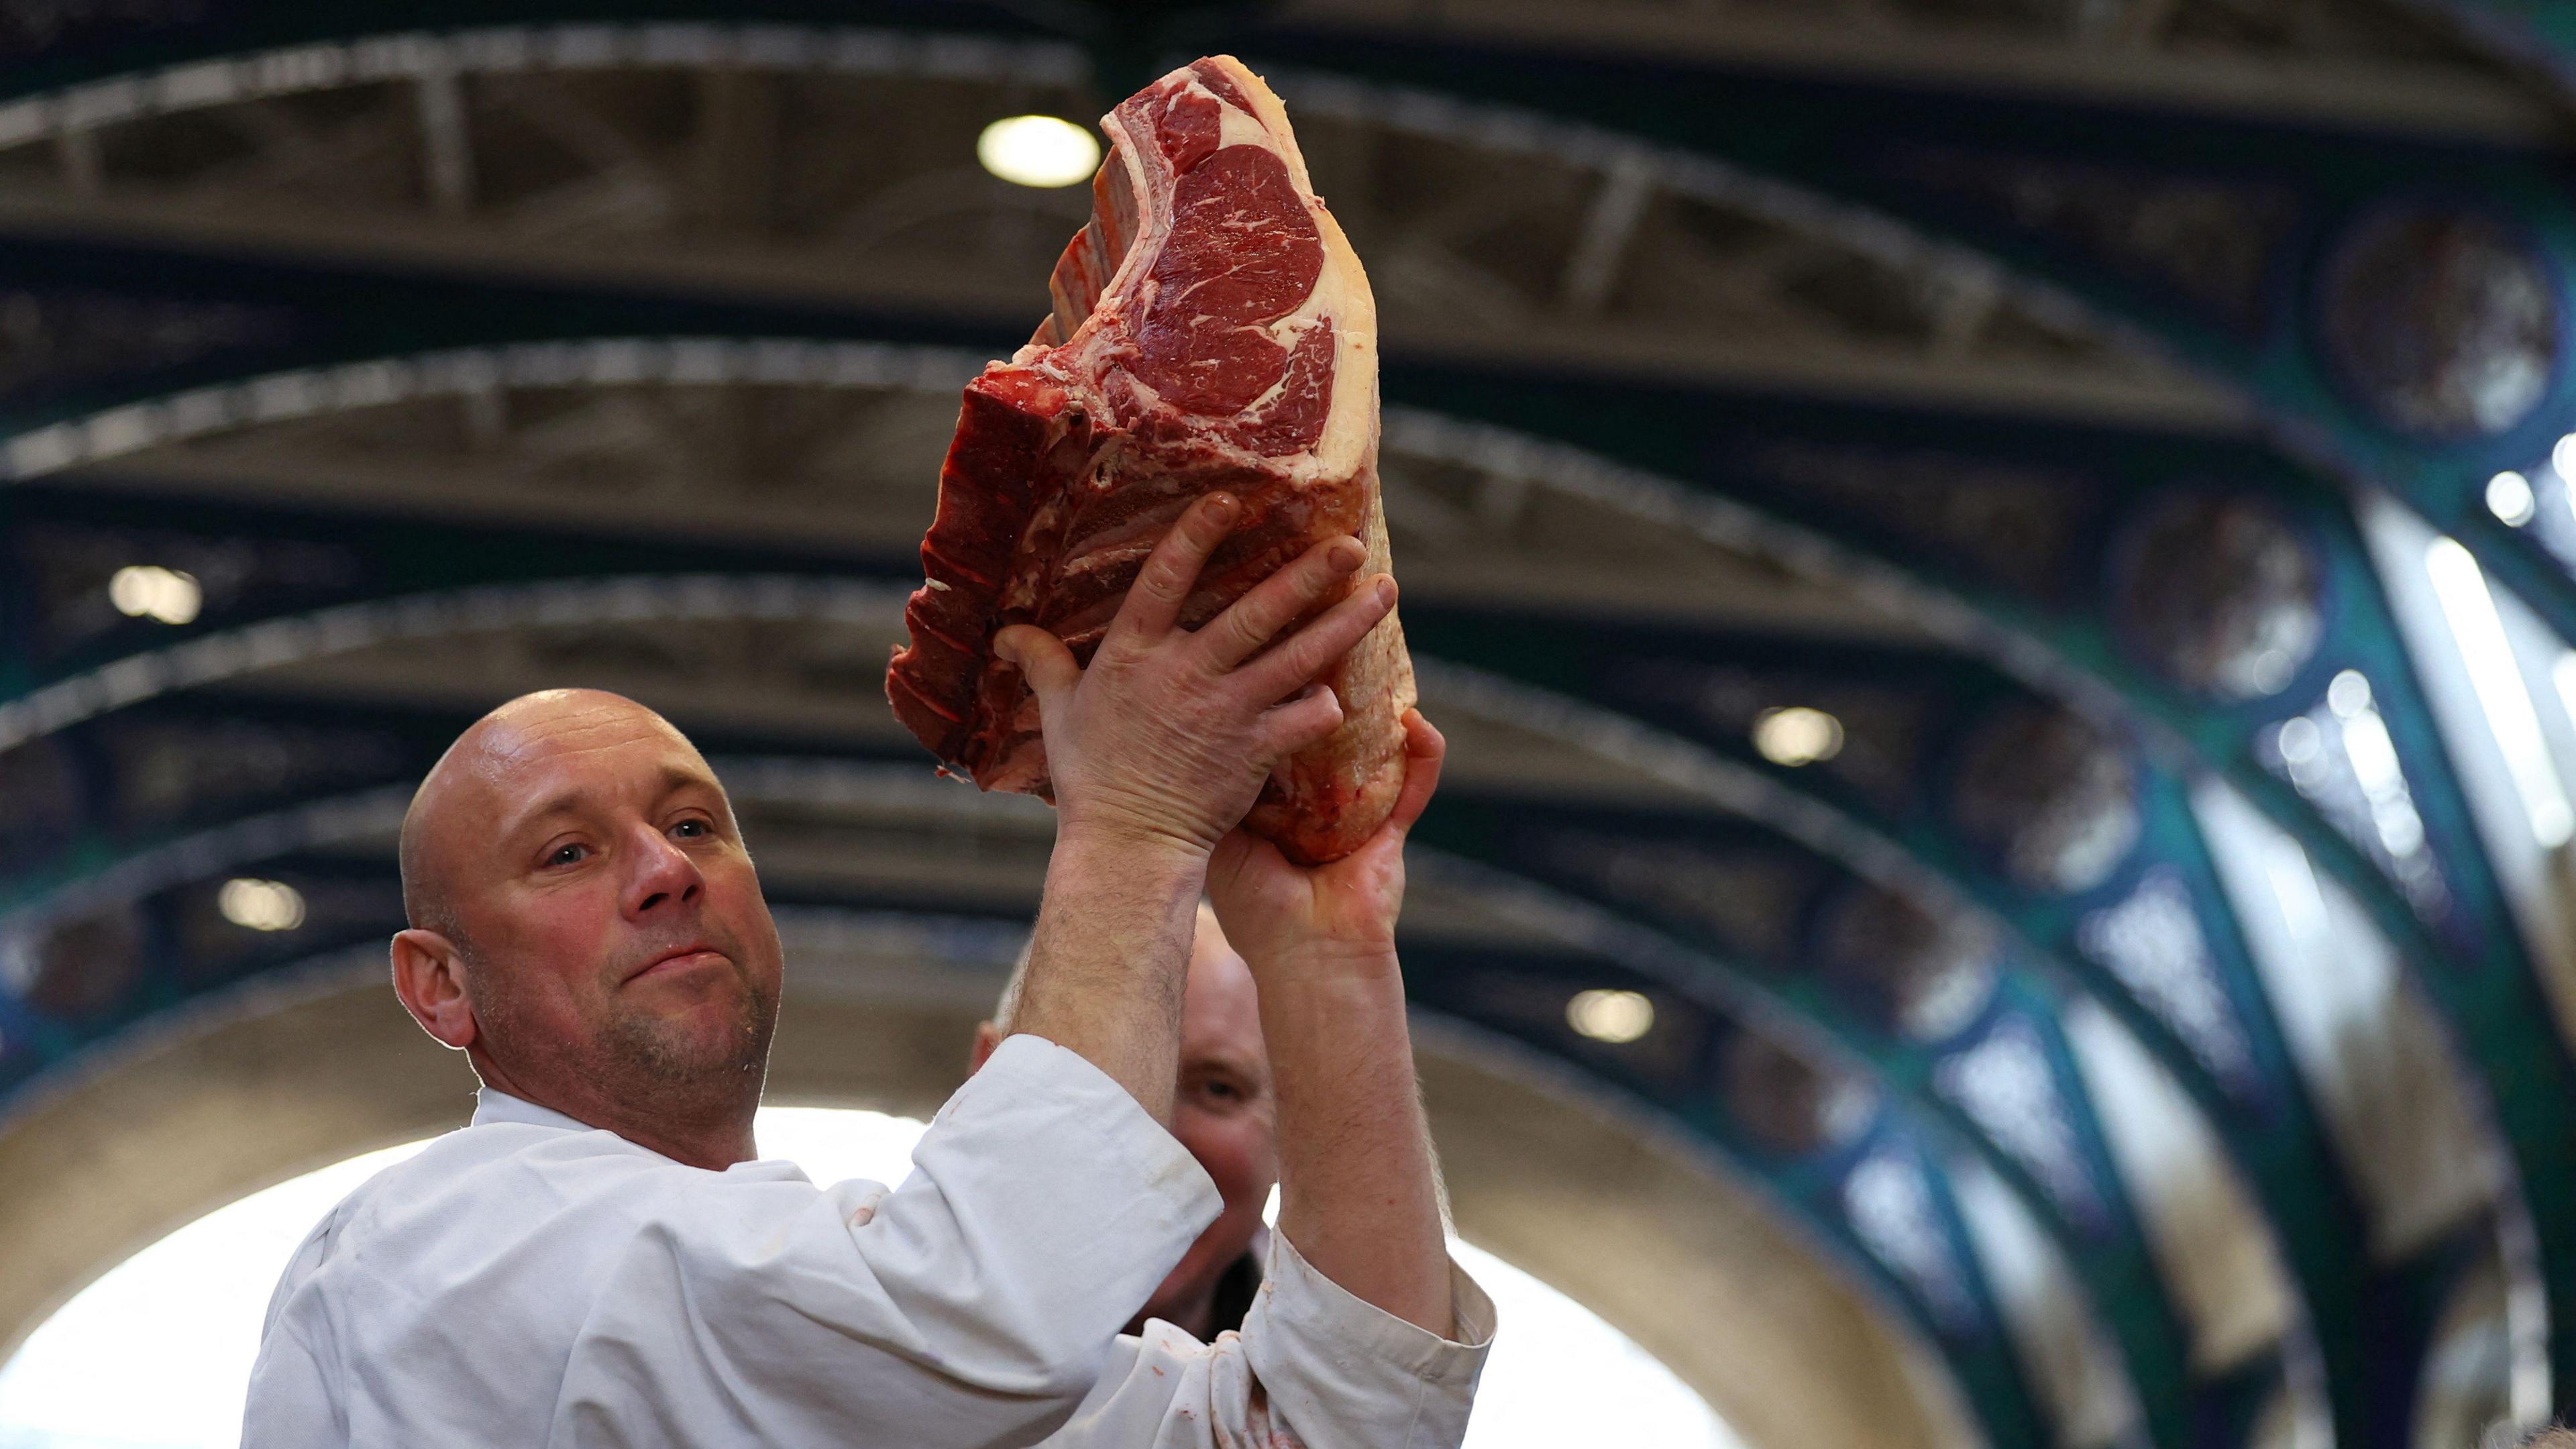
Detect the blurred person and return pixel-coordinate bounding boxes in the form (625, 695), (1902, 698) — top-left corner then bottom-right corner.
(970, 903), (1280, 1344)
(241, 496), (1492, 1447)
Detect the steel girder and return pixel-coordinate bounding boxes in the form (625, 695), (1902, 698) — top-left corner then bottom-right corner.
(1222, 18), (2576, 1232)
(0, 298), (2510, 1443)
(0, 530), (2168, 1444)
(0, 466), (2402, 1444)
(0, 687), (2060, 1447)
(0, 17), (2555, 1423)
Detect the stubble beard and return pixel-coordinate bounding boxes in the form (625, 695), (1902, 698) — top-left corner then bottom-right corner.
(468, 933), (782, 1125)
(596, 955), (779, 1118)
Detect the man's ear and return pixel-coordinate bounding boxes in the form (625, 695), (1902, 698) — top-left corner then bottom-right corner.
(967, 1020), (1004, 1077)
(391, 929), (478, 1052)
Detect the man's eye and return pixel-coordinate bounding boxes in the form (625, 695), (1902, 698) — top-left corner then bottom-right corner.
(1201, 1079), (1242, 1102)
(673, 819), (708, 839)
(547, 844), (587, 867)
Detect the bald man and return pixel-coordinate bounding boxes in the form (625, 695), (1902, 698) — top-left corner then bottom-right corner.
(242, 497), (1493, 1447)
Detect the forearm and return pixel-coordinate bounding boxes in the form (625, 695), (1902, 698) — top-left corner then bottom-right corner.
(1259, 947), (1454, 1336)
(1008, 826), (1207, 1124)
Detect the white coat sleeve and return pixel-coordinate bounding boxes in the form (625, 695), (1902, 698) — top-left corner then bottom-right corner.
(239, 1189), (356, 1446)
(1049, 1230), (1497, 1449)
(549, 1034), (1222, 1448)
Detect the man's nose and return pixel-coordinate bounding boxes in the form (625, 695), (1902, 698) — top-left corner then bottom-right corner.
(622, 823), (706, 918)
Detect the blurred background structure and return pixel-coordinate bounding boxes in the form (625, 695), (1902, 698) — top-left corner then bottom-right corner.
(15, 2), (2576, 1446)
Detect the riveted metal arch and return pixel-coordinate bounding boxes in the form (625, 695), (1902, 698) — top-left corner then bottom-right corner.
(1410, 614), (2398, 1434)
(0, 590), (2167, 1427)
(1228, 28), (2576, 637)
(0, 11), (2514, 1108)
(1368, 366), (2576, 1406)
(0, 32), (2514, 1104)
(0, 208), (2512, 1246)
(0, 534), (2175, 1444)
(0, 5), (2514, 1433)
(0, 724), (2059, 1446)
(1191, 73), (2576, 1392)
(0, 331), (2459, 1444)
(1394, 917), (2051, 1449)
(3, 0), (2573, 671)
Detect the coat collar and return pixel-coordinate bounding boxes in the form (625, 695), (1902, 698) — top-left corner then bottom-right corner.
(470, 1087), (596, 1134)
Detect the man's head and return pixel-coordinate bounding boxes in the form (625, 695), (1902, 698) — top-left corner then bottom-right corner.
(392, 689), (784, 1168)
(973, 904), (1277, 1337)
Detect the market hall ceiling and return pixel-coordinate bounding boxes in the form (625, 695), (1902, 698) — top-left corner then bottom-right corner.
(7, 3), (2576, 1448)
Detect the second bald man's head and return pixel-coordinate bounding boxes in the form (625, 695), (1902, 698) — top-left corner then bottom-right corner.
(391, 690), (784, 1150)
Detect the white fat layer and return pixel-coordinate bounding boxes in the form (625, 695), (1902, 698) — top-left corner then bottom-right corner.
(1217, 99), (1272, 152)
(1044, 59), (1370, 483)
(1165, 70), (1277, 158)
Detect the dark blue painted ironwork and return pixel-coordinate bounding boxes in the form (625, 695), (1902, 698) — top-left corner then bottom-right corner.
(0, 609), (2175, 1444)
(0, 310), (2444, 1445)
(0, 9), (2557, 1428)
(0, 676), (2061, 1442)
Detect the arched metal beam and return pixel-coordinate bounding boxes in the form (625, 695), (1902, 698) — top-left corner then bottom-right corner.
(0, 343), (2474, 1444)
(0, 0), (2533, 1077)
(0, 747), (2059, 1447)
(3, 3), (2564, 666)
(0, 684), (2183, 1433)
(0, 25), (2534, 1206)
(0, 14), (2534, 1423)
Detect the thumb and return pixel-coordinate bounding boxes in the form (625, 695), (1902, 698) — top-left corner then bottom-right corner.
(993, 625), (1081, 703)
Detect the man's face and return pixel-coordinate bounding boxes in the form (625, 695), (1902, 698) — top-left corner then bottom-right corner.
(1142, 913), (1279, 1324)
(425, 696), (784, 1115)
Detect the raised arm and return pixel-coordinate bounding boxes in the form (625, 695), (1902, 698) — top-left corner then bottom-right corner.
(1038, 713), (1487, 1449)
(1204, 712), (1455, 1334)
(994, 492), (1397, 1124)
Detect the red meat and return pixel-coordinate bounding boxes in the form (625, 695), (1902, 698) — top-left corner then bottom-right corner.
(886, 55), (1413, 865)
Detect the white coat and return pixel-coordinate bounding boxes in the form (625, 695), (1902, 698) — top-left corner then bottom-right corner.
(242, 1034), (1493, 1447)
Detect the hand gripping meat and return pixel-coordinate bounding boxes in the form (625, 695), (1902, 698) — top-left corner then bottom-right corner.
(885, 55), (1414, 865)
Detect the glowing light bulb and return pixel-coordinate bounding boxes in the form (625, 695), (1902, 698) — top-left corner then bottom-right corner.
(2489, 471), (2537, 527)
(108, 566), (201, 625)
(977, 115), (1102, 189)
(1567, 989), (1655, 1044)
(218, 879), (306, 932)
(1752, 706), (1843, 767)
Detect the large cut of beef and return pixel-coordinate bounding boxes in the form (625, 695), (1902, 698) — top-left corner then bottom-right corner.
(885, 55), (1413, 865)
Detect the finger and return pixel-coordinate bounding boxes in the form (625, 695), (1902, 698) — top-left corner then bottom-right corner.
(1257, 685), (1345, 759)
(1236, 575), (1397, 702)
(1383, 710), (1446, 837)
(1200, 535), (1367, 671)
(1112, 492), (1239, 643)
(992, 625), (1081, 707)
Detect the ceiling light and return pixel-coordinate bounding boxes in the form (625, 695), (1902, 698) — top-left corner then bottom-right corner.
(2553, 433), (2576, 480)
(2489, 471), (2537, 527)
(218, 878), (306, 932)
(1752, 706), (1843, 767)
(2426, 537), (2574, 848)
(2275, 716), (2323, 767)
(108, 566), (201, 625)
(977, 115), (1101, 189)
(1566, 988), (1655, 1044)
